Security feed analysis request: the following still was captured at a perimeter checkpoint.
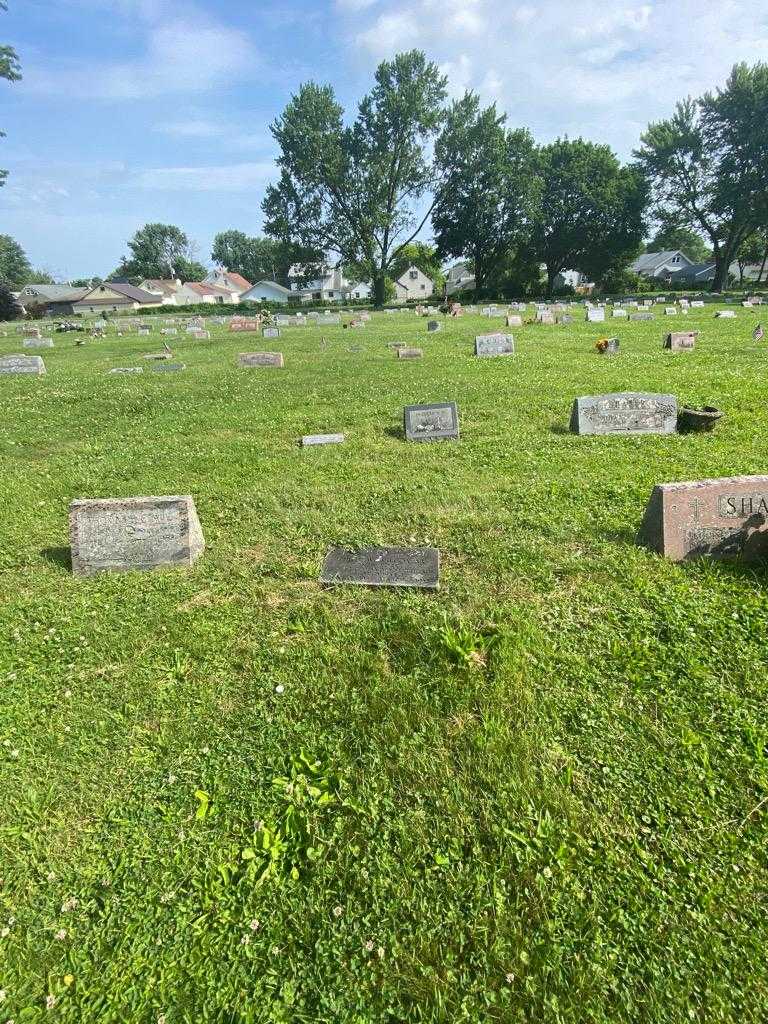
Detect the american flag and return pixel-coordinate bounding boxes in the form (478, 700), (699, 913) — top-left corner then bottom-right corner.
(754, 323), (765, 341)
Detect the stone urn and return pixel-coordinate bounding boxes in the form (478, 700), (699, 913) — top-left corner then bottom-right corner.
(678, 406), (723, 433)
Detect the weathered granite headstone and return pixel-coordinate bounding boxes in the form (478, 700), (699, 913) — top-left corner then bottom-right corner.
(138, 328), (150, 336)
(691, 300), (705, 308)
(716, 310), (737, 318)
(637, 475), (768, 562)
(475, 333), (514, 357)
(0, 354), (46, 375)
(586, 307), (606, 323)
(230, 319), (260, 332)
(108, 367), (143, 375)
(22, 336), (54, 348)
(162, 328), (178, 336)
(558, 314), (574, 325)
(69, 495), (204, 576)
(664, 331), (697, 351)
(404, 402), (459, 442)
(152, 362), (186, 372)
(506, 315), (522, 327)
(398, 347), (423, 359)
(570, 392), (677, 435)
(238, 352), (284, 368)
(317, 315), (341, 326)
(612, 309), (628, 318)
(191, 330), (210, 340)
(427, 321), (442, 332)
(630, 312), (655, 321)
(263, 327), (281, 338)
(321, 546), (439, 589)
(301, 433), (345, 446)
(538, 312), (555, 325)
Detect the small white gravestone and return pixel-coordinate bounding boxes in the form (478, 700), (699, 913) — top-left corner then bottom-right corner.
(69, 495), (205, 577)
(665, 307), (678, 316)
(23, 337), (54, 348)
(301, 433), (345, 446)
(586, 308), (606, 323)
(716, 310), (737, 319)
(612, 309), (628, 318)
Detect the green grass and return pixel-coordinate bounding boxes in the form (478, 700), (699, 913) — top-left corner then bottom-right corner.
(1, 306), (767, 1022)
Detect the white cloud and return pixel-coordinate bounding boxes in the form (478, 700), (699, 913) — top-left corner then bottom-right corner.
(135, 162), (274, 192)
(357, 13), (420, 56)
(335, 0), (379, 9)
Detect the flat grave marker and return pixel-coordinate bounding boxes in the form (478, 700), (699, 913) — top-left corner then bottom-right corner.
(69, 495), (205, 577)
(570, 392), (677, 435)
(22, 337), (54, 348)
(397, 347), (423, 360)
(506, 315), (522, 327)
(404, 402), (459, 442)
(238, 352), (284, 368)
(475, 333), (514, 357)
(321, 546), (439, 590)
(152, 362), (186, 372)
(664, 331), (697, 351)
(0, 354), (46, 375)
(427, 321), (442, 332)
(637, 475), (768, 562)
(263, 327), (281, 339)
(301, 433), (345, 446)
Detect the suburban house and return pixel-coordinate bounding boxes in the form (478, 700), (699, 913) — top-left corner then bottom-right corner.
(73, 282), (161, 313)
(16, 284), (89, 316)
(629, 251), (696, 280)
(287, 264), (371, 303)
(203, 268), (252, 296)
(138, 279), (203, 306)
(446, 262), (475, 295)
(184, 282), (241, 304)
(668, 262), (716, 285)
(393, 265), (434, 302)
(241, 281), (293, 304)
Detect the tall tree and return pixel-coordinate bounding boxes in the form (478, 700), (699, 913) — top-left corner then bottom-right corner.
(646, 214), (711, 262)
(262, 50), (447, 307)
(533, 139), (647, 295)
(432, 93), (540, 296)
(1, 2), (21, 188)
(0, 281), (21, 320)
(111, 223), (204, 283)
(636, 63), (768, 292)
(0, 233), (30, 287)
(211, 231), (294, 285)
(734, 230), (768, 286)
(384, 241), (445, 292)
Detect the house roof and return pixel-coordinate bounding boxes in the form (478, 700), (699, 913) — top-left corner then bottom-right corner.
(77, 282), (158, 304)
(204, 269), (252, 292)
(244, 280), (292, 296)
(141, 279), (182, 297)
(394, 265), (433, 287)
(669, 262), (716, 280)
(630, 251), (689, 273)
(185, 282), (234, 298)
(221, 271), (251, 292)
(19, 284), (88, 302)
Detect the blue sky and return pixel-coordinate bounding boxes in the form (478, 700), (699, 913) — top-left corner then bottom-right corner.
(2, 0), (766, 280)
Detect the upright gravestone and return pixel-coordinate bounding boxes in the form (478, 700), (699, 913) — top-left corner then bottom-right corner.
(0, 354), (46, 375)
(716, 311), (737, 319)
(22, 337), (54, 348)
(238, 352), (284, 368)
(558, 314), (574, 325)
(569, 392), (677, 435)
(664, 331), (697, 351)
(321, 546), (439, 589)
(637, 475), (768, 562)
(612, 309), (628, 318)
(263, 327), (281, 339)
(427, 321), (441, 332)
(586, 307), (606, 323)
(69, 495), (205, 576)
(397, 347), (423, 360)
(475, 333), (514, 357)
(665, 307), (678, 316)
(630, 312), (655, 321)
(506, 314), (522, 327)
(404, 402), (459, 442)
(691, 300), (705, 308)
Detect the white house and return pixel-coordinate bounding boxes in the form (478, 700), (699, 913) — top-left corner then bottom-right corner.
(73, 282), (162, 313)
(445, 262), (475, 295)
(203, 268), (252, 296)
(287, 264), (371, 302)
(241, 281), (292, 304)
(139, 279), (205, 306)
(393, 265), (434, 302)
(629, 251), (696, 280)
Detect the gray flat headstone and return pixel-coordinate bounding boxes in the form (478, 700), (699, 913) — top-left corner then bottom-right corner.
(404, 402), (459, 442)
(398, 347), (423, 359)
(427, 321), (442, 332)
(716, 310), (737, 318)
(152, 362), (186, 372)
(475, 333), (514, 357)
(630, 312), (655, 321)
(317, 315), (341, 325)
(263, 327), (281, 338)
(570, 392), (677, 435)
(238, 352), (284, 368)
(23, 337), (54, 348)
(506, 315), (523, 327)
(69, 495), (205, 577)
(0, 354), (46, 375)
(321, 546), (439, 589)
(301, 433), (345, 446)
(108, 367), (144, 375)
(664, 331), (697, 351)
(637, 475), (768, 562)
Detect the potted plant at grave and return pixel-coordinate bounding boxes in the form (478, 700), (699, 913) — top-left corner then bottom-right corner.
(677, 405), (724, 432)
(595, 337), (619, 354)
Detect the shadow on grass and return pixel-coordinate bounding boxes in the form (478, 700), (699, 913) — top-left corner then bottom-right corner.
(549, 423), (571, 436)
(41, 547), (72, 571)
(383, 425), (405, 441)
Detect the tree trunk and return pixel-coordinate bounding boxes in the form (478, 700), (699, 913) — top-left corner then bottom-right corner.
(711, 254), (731, 293)
(546, 265), (558, 297)
(373, 273), (386, 308)
(758, 247), (768, 285)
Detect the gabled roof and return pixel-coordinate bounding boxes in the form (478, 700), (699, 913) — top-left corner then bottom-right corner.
(141, 279), (183, 297)
(394, 265), (433, 287)
(221, 271), (251, 292)
(80, 282), (157, 303)
(204, 269), (252, 292)
(18, 284), (88, 302)
(630, 251), (690, 273)
(185, 282), (234, 298)
(244, 280), (292, 296)
(669, 262), (716, 280)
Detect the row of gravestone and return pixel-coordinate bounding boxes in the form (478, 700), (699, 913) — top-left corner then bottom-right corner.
(65, 470), (768, 584)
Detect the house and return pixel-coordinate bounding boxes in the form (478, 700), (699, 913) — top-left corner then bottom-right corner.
(288, 264), (348, 302)
(393, 265), (434, 302)
(16, 284), (89, 316)
(203, 268), (252, 296)
(241, 281), (293, 305)
(629, 251), (696, 280)
(553, 269), (590, 291)
(183, 282), (241, 305)
(346, 280), (372, 301)
(446, 262), (475, 295)
(668, 262), (716, 285)
(72, 282), (161, 314)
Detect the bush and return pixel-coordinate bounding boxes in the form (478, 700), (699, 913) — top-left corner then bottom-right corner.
(0, 283), (22, 322)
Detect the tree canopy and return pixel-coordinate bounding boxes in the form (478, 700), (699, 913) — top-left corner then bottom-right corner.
(211, 231), (294, 286)
(646, 215), (711, 263)
(111, 223), (206, 283)
(263, 50), (447, 306)
(0, 280), (21, 319)
(433, 93), (540, 296)
(1, 2), (20, 188)
(636, 62), (768, 291)
(0, 234), (30, 288)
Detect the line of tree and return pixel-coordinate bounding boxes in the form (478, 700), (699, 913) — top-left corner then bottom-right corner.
(1, 1), (21, 189)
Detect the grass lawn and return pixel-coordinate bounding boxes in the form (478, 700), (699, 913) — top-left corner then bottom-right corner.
(1, 305), (767, 1022)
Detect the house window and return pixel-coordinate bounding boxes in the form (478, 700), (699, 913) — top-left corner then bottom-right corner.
(420, 284), (425, 290)
(409, 270), (418, 280)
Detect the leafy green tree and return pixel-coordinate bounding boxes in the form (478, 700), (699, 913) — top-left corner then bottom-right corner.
(28, 268), (56, 284)
(646, 215), (711, 262)
(111, 223), (203, 282)
(211, 231), (294, 285)
(262, 50), (447, 306)
(734, 231), (768, 285)
(384, 241), (445, 293)
(70, 276), (103, 289)
(0, 233), (30, 287)
(533, 139), (647, 295)
(636, 63), (768, 292)
(1, 2), (21, 188)
(433, 93), (540, 296)
(0, 281), (21, 320)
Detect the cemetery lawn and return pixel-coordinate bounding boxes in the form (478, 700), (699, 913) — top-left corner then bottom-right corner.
(2, 308), (768, 1023)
